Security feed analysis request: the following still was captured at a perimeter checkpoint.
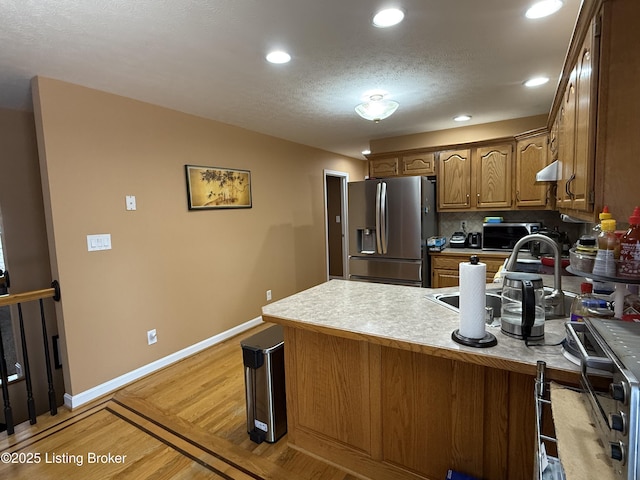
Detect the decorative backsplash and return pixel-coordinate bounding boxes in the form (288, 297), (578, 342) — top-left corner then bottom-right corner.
(438, 210), (592, 247)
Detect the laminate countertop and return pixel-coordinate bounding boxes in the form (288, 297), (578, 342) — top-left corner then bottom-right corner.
(261, 278), (584, 382)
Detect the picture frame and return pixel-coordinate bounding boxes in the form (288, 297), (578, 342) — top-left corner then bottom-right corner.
(185, 165), (252, 210)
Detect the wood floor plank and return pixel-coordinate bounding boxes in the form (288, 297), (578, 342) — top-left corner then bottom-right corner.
(1, 324), (355, 479)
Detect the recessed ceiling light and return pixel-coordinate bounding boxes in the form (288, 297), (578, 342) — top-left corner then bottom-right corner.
(373, 8), (405, 28)
(453, 115), (472, 122)
(525, 0), (563, 19)
(362, 149), (371, 156)
(524, 76), (550, 87)
(266, 51), (291, 64)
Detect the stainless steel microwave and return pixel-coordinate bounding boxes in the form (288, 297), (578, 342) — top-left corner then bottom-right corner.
(482, 222), (541, 251)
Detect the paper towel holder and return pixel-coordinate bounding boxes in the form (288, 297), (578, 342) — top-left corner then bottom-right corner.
(451, 255), (498, 348)
(451, 329), (497, 348)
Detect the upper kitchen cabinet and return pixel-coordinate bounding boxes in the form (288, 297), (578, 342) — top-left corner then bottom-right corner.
(401, 152), (435, 176)
(369, 156), (399, 177)
(515, 130), (553, 209)
(555, 18), (596, 213)
(368, 151), (436, 178)
(474, 144), (513, 209)
(438, 144), (513, 211)
(550, 0), (639, 221)
(438, 149), (472, 209)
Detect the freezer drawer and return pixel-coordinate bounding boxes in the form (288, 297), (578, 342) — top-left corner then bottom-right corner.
(349, 257), (422, 285)
(241, 325), (287, 444)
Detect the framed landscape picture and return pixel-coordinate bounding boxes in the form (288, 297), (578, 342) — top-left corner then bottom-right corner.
(185, 165), (252, 210)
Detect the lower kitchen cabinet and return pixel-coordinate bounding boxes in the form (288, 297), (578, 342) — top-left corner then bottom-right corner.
(431, 251), (509, 288)
(280, 326), (560, 480)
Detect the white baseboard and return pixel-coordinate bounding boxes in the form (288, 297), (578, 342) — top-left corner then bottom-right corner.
(64, 316), (264, 410)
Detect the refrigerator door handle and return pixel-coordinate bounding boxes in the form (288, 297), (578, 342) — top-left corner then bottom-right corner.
(375, 182), (382, 254)
(380, 182), (388, 254)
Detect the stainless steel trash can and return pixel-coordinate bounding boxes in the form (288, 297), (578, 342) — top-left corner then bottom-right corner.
(240, 324), (286, 443)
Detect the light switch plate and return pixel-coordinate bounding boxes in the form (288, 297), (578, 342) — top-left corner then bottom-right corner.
(87, 234), (112, 252)
(125, 195), (137, 211)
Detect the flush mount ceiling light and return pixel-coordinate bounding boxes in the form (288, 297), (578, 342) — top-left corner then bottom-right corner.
(266, 50), (291, 64)
(372, 8), (405, 27)
(355, 94), (399, 123)
(525, 0), (563, 19)
(453, 114), (472, 122)
(362, 149), (371, 156)
(524, 76), (550, 87)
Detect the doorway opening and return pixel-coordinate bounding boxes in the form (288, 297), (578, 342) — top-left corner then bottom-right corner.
(323, 170), (349, 280)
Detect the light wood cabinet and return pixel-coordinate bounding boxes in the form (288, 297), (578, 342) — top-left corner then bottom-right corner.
(430, 252), (508, 288)
(515, 130), (553, 208)
(368, 152), (436, 178)
(369, 156), (398, 177)
(474, 144), (513, 209)
(438, 149), (472, 209)
(438, 144), (513, 211)
(556, 19), (597, 213)
(274, 325), (570, 480)
(401, 152), (435, 175)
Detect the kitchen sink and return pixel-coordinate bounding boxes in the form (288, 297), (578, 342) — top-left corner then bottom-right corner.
(429, 288), (576, 319)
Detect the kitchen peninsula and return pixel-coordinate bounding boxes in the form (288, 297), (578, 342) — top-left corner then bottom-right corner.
(261, 279), (581, 480)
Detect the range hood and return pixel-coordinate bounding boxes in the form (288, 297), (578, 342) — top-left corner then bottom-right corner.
(535, 160), (559, 182)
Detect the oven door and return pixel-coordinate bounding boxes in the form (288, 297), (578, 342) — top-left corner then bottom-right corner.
(566, 319), (639, 478)
(565, 322), (617, 439)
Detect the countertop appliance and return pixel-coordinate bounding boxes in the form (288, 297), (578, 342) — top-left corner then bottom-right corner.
(449, 231), (467, 248)
(467, 232), (482, 249)
(482, 222), (541, 251)
(566, 318), (640, 480)
(348, 176), (437, 287)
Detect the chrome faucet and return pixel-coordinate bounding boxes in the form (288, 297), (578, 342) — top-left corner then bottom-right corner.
(504, 233), (565, 318)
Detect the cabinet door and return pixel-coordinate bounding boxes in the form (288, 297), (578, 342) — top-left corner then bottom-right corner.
(572, 21), (596, 212)
(401, 152), (435, 176)
(515, 134), (550, 208)
(432, 269), (460, 288)
(557, 69), (577, 208)
(474, 144), (513, 209)
(369, 157), (398, 177)
(438, 149), (471, 209)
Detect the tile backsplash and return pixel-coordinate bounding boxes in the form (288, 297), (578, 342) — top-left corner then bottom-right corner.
(438, 210), (593, 247)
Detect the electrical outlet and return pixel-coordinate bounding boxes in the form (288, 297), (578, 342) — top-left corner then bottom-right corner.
(460, 221), (467, 231)
(147, 329), (157, 345)
(266, 290), (272, 301)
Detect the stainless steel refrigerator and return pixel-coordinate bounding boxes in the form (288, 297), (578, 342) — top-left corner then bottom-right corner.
(348, 176), (437, 287)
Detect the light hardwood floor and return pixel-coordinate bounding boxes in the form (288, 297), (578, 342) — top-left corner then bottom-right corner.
(0, 323), (360, 479)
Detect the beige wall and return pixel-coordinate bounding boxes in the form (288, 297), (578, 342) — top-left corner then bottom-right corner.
(32, 77), (365, 396)
(369, 115), (548, 153)
(0, 107), (64, 420)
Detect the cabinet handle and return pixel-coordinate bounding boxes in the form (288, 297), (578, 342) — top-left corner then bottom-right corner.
(565, 173), (576, 200)
(466, 193), (470, 205)
(516, 190), (520, 202)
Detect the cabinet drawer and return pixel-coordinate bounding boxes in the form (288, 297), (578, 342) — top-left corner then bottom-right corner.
(431, 254), (507, 272)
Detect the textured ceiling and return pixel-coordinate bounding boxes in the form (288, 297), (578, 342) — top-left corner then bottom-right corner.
(0, 0), (581, 159)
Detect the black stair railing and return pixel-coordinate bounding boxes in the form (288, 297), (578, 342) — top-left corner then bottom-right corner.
(0, 276), (61, 435)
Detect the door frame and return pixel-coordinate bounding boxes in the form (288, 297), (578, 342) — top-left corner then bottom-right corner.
(323, 169), (349, 280)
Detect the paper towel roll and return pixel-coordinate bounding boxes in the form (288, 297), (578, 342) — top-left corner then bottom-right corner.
(459, 260), (487, 339)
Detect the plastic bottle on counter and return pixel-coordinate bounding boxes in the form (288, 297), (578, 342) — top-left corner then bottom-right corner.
(592, 218), (620, 277)
(593, 205), (613, 235)
(569, 282), (613, 321)
(618, 206), (640, 279)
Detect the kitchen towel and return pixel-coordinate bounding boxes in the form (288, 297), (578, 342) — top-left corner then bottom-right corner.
(459, 260), (487, 339)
